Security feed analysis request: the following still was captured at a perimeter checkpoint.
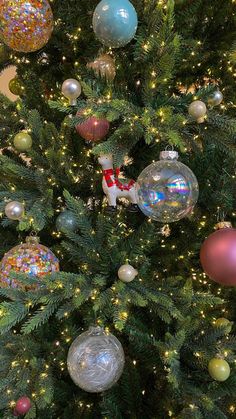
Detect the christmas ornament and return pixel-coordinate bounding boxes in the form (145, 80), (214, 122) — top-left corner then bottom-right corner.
(76, 112), (110, 142)
(208, 90), (223, 107)
(215, 318), (232, 334)
(8, 77), (23, 96)
(37, 52), (50, 66)
(87, 54), (116, 82)
(188, 100), (207, 123)
(118, 264), (138, 282)
(5, 201), (24, 221)
(61, 79), (81, 106)
(0, 0), (54, 53)
(13, 131), (32, 152)
(136, 150), (199, 222)
(208, 358), (230, 382)
(67, 326), (125, 393)
(92, 0), (138, 48)
(14, 397), (31, 415)
(0, 235), (59, 288)
(56, 210), (79, 233)
(98, 154), (139, 212)
(200, 222), (236, 286)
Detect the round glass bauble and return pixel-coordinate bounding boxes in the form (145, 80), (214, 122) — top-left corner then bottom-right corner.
(67, 326), (125, 393)
(136, 151), (199, 222)
(76, 111), (110, 142)
(56, 210), (79, 233)
(5, 201), (24, 220)
(208, 358), (230, 382)
(13, 132), (32, 152)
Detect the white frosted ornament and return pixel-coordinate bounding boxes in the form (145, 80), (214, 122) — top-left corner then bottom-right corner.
(118, 264), (138, 282)
(188, 100), (207, 123)
(61, 79), (81, 106)
(5, 201), (24, 220)
(67, 326), (125, 393)
(208, 90), (223, 107)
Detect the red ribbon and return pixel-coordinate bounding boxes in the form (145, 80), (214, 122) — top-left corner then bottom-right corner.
(103, 168), (135, 191)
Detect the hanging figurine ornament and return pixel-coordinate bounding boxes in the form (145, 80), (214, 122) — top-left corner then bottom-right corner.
(208, 90), (223, 107)
(61, 79), (81, 106)
(188, 100), (207, 123)
(98, 154), (139, 212)
(87, 54), (116, 82)
(5, 201), (24, 221)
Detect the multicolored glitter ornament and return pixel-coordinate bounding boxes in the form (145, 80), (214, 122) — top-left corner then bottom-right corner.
(0, 0), (54, 53)
(0, 235), (59, 288)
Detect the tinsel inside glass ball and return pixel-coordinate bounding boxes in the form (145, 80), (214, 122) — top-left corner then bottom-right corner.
(0, 236), (59, 288)
(56, 210), (79, 233)
(136, 151), (199, 222)
(0, 0), (54, 53)
(67, 326), (125, 393)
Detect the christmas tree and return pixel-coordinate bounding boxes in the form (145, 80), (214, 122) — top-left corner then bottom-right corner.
(0, 0), (236, 417)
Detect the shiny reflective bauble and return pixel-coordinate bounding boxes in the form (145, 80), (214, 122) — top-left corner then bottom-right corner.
(56, 210), (79, 233)
(0, 236), (59, 288)
(5, 201), (24, 220)
(87, 54), (116, 82)
(13, 132), (32, 152)
(215, 318), (232, 334)
(118, 264), (138, 282)
(200, 227), (236, 286)
(93, 0), (138, 48)
(76, 111), (110, 142)
(188, 100), (207, 123)
(136, 151), (199, 222)
(208, 90), (223, 107)
(208, 358), (230, 382)
(61, 79), (81, 106)
(0, 0), (54, 52)
(15, 397), (31, 415)
(67, 326), (125, 392)
(9, 77), (23, 96)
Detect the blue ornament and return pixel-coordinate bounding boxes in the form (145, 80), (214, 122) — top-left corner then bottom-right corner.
(56, 210), (79, 233)
(93, 0), (138, 48)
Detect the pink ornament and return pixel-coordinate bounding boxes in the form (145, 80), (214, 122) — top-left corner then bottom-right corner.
(15, 397), (31, 415)
(76, 111), (110, 142)
(200, 226), (236, 286)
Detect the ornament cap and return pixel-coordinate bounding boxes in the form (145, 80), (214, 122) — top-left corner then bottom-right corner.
(215, 221), (232, 230)
(88, 326), (104, 335)
(25, 235), (40, 245)
(160, 150), (179, 160)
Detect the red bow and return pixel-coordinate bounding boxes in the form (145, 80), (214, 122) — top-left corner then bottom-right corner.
(103, 168), (135, 191)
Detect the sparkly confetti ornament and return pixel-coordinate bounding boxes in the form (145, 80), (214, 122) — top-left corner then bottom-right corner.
(215, 318), (232, 334)
(56, 210), (79, 233)
(87, 54), (116, 82)
(8, 77), (23, 96)
(13, 131), (32, 152)
(61, 79), (81, 106)
(0, 235), (59, 288)
(67, 326), (125, 393)
(208, 358), (230, 382)
(200, 222), (236, 286)
(118, 264), (138, 282)
(93, 0), (138, 48)
(188, 100), (207, 123)
(14, 397), (31, 416)
(208, 90), (223, 107)
(0, 0), (54, 53)
(136, 150), (199, 223)
(76, 111), (110, 142)
(5, 201), (24, 220)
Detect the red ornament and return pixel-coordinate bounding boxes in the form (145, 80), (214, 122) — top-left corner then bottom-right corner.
(15, 397), (31, 415)
(76, 111), (110, 142)
(200, 224), (236, 286)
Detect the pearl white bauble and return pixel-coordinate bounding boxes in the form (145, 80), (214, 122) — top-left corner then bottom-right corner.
(188, 100), (207, 123)
(208, 90), (223, 107)
(118, 264), (138, 282)
(61, 79), (81, 106)
(5, 201), (24, 220)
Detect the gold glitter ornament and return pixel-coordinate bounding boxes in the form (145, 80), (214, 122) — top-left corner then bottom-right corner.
(87, 54), (116, 82)
(0, 0), (54, 53)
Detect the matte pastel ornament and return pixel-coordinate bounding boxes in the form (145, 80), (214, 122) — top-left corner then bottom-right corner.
(9, 77), (23, 96)
(13, 132), (32, 152)
(5, 201), (24, 220)
(136, 150), (199, 222)
(0, 236), (59, 288)
(0, 0), (54, 53)
(200, 225), (236, 286)
(67, 326), (125, 392)
(15, 397), (31, 415)
(118, 264), (138, 282)
(215, 318), (232, 334)
(62, 79), (81, 106)
(87, 54), (116, 82)
(76, 111), (110, 142)
(208, 358), (230, 382)
(56, 210), (79, 233)
(92, 0), (138, 48)
(188, 100), (207, 123)
(208, 90), (223, 107)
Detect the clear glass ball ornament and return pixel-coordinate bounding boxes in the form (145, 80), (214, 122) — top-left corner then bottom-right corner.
(136, 150), (199, 223)
(67, 326), (125, 393)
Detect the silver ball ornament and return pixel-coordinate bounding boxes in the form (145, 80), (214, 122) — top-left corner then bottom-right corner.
(56, 210), (79, 233)
(188, 100), (207, 123)
(5, 201), (24, 221)
(67, 326), (125, 393)
(61, 79), (81, 106)
(208, 90), (223, 107)
(118, 264), (138, 282)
